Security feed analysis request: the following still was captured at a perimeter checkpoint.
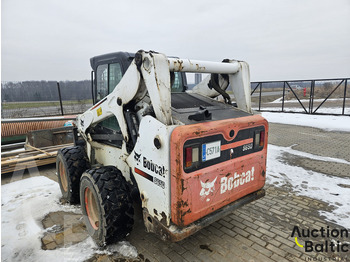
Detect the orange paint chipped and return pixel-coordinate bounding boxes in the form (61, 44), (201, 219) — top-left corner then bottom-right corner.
(170, 115), (268, 227)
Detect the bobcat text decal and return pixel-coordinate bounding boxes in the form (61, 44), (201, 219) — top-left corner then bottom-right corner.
(220, 167), (255, 194)
(143, 156), (166, 178)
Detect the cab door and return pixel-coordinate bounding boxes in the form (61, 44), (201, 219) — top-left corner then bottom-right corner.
(95, 62), (123, 102)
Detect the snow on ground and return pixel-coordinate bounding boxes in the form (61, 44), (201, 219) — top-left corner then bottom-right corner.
(261, 112), (350, 132)
(270, 97), (349, 104)
(256, 106), (350, 115)
(267, 144), (350, 229)
(1, 176), (137, 262)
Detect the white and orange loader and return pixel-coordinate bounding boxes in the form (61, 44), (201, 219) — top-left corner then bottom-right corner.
(56, 50), (268, 246)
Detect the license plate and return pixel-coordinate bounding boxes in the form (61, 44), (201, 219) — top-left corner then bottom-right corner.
(202, 141), (221, 161)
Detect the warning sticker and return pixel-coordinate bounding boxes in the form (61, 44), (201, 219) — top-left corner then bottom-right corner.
(97, 107), (102, 116)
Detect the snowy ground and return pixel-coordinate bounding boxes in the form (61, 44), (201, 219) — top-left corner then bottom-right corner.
(269, 97), (349, 104)
(261, 112), (350, 132)
(1, 176), (137, 262)
(254, 97), (350, 115)
(262, 112), (350, 227)
(2, 148), (350, 261)
(2, 113), (350, 261)
(256, 106), (350, 115)
(266, 144), (350, 229)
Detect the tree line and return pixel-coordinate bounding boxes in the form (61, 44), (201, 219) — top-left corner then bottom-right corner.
(1, 80), (92, 102)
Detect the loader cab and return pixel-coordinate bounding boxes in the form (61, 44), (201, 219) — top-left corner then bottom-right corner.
(90, 52), (187, 104)
(90, 52), (135, 104)
(89, 52), (187, 148)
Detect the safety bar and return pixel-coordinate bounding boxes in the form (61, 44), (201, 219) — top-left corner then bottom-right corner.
(168, 58), (240, 74)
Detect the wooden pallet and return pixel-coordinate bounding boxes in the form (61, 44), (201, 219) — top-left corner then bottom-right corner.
(1, 143), (73, 174)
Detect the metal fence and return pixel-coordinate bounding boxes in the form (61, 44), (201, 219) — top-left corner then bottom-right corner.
(251, 78), (349, 116)
(1, 82), (93, 119)
(2, 78), (349, 118)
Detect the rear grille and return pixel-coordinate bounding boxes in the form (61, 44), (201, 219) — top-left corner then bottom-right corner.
(171, 93), (212, 109)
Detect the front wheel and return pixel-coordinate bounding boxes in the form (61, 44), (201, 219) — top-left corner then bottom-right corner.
(56, 146), (90, 204)
(80, 166), (134, 246)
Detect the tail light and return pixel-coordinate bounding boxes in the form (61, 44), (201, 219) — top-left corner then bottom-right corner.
(259, 130), (265, 147)
(185, 146), (199, 168)
(254, 130), (265, 148)
(185, 147), (192, 167)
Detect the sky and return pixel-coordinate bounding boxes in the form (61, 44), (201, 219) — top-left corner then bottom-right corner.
(1, 0), (350, 82)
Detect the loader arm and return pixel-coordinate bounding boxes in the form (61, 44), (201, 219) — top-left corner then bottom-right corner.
(76, 58), (141, 143)
(76, 51), (173, 144)
(174, 58), (252, 113)
(77, 51), (252, 147)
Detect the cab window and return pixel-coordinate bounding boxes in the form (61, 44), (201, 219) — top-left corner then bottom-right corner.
(96, 62), (123, 102)
(93, 114), (122, 148)
(96, 64), (108, 101)
(95, 62), (123, 138)
(171, 72), (184, 93)
(99, 116), (120, 132)
(109, 63), (123, 93)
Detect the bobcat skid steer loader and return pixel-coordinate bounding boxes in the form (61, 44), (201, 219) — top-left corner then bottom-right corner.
(56, 50), (268, 246)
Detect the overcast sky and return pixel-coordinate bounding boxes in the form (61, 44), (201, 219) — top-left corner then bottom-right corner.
(1, 0), (350, 82)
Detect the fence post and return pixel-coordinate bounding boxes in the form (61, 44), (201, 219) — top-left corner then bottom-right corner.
(309, 80), (315, 114)
(342, 79), (348, 115)
(259, 83), (262, 111)
(57, 82), (64, 116)
(282, 82), (286, 112)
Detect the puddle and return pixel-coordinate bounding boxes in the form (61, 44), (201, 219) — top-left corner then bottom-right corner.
(41, 211), (88, 250)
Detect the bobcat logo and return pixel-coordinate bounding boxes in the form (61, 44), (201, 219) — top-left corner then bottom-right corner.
(200, 177), (217, 202)
(134, 152), (141, 163)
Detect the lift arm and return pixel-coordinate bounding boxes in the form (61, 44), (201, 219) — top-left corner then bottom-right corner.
(76, 51), (252, 144)
(169, 57), (252, 113)
(76, 51), (173, 143)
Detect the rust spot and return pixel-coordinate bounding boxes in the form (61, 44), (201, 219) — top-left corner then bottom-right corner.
(195, 64), (206, 71)
(176, 200), (188, 208)
(182, 208), (191, 217)
(193, 130), (208, 136)
(262, 170), (266, 177)
(153, 209), (158, 216)
(225, 173), (231, 177)
(181, 179), (187, 192)
(173, 60), (184, 71)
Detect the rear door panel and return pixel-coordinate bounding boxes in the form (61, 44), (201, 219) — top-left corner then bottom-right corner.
(170, 115), (268, 226)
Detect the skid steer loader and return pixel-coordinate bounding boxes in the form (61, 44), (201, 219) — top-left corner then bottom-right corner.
(56, 50), (268, 246)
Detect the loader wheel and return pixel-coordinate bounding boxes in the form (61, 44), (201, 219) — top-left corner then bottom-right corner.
(56, 146), (90, 204)
(80, 166), (134, 246)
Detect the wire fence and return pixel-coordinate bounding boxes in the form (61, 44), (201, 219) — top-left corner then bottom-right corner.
(251, 78), (349, 116)
(1, 78), (349, 119)
(1, 82), (93, 119)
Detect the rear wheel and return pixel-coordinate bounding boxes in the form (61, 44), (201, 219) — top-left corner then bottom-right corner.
(80, 166), (134, 246)
(56, 146), (90, 204)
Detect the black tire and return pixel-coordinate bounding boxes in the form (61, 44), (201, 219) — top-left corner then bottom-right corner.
(80, 166), (134, 246)
(56, 146), (90, 204)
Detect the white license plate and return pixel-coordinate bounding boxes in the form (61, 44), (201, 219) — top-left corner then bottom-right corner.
(202, 141), (221, 161)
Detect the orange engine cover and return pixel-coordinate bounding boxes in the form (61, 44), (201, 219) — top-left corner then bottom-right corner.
(170, 115), (268, 227)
